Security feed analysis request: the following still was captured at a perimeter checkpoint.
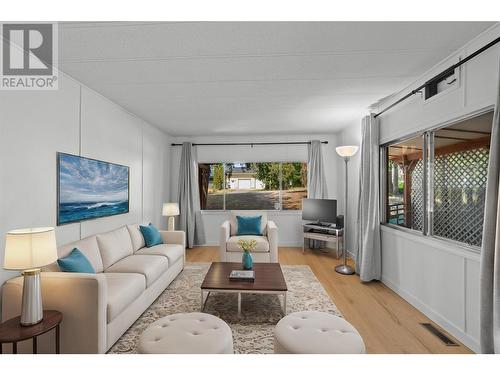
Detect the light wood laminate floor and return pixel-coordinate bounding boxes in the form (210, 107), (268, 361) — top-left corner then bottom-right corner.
(186, 246), (472, 354)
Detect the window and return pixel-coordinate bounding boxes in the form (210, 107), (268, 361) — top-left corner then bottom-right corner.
(385, 136), (423, 231)
(225, 163), (280, 210)
(431, 115), (492, 246)
(281, 162), (308, 210)
(382, 111), (493, 248)
(198, 162), (308, 211)
(198, 163), (224, 210)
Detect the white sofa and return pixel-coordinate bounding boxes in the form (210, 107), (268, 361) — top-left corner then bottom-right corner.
(1, 224), (185, 354)
(219, 211), (278, 263)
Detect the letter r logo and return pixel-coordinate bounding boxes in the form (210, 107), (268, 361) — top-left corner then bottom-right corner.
(2, 24), (53, 75)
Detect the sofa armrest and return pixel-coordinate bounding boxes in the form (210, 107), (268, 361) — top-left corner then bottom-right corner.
(160, 230), (186, 248)
(267, 220), (278, 263)
(219, 220), (231, 262)
(2, 272), (107, 353)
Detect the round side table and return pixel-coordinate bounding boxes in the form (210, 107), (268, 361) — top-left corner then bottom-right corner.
(0, 310), (62, 354)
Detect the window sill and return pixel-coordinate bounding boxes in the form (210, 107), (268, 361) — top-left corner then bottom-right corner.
(380, 224), (480, 260)
(201, 210), (302, 216)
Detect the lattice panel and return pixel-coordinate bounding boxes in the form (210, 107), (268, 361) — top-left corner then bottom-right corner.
(433, 147), (489, 247)
(410, 147), (489, 247)
(411, 160), (424, 231)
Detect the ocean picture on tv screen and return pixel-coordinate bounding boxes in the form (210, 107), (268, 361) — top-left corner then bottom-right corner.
(57, 153), (129, 225)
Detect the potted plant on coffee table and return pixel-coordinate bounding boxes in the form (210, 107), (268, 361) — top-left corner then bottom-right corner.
(237, 238), (257, 270)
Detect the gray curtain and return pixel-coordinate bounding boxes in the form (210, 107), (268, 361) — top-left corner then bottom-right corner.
(356, 114), (381, 282)
(307, 140), (328, 199)
(178, 142), (206, 248)
(307, 140), (328, 248)
(480, 66), (500, 354)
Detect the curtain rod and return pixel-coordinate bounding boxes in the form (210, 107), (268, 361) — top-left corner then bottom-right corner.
(374, 36), (500, 118)
(171, 141), (328, 146)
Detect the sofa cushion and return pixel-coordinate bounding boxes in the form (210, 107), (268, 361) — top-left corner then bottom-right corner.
(139, 224), (163, 247)
(127, 224), (146, 252)
(104, 273), (146, 323)
(105, 255), (168, 287)
(236, 215), (263, 236)
(226, 235), (270, 253)
(136, 244), (184, 264)
(230, 211), (268, 236)
(45, 235), (104, 273)
(57, 248), (96, 273)
(97, 226), (134, 269)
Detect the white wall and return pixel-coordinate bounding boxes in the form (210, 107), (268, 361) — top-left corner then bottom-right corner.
(0, 73), (172, 307)
(371, 23), (500, 352)
(169, 134), (341, 246)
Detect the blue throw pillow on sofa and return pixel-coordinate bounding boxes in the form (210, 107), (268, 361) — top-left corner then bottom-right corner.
(140, 223), (163, 247)
(57, 248), (95, 273)
(236, 215), (262, 236)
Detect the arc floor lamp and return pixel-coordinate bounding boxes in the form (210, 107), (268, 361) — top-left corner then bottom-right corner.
(335, 145), (359, 275)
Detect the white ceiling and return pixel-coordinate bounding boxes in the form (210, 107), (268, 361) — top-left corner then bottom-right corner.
(58, 22), (495, 136)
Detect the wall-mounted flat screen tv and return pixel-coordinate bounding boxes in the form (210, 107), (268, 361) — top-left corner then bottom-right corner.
(57, 152), (129, 225)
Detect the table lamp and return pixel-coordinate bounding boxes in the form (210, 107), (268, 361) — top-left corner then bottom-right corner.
(162, 203), (180, 231)
(3, 227), (58, 326)
(335, 145), (359, 275)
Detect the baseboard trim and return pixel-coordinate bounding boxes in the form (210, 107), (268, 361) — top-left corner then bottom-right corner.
(381, 276), (480, 353)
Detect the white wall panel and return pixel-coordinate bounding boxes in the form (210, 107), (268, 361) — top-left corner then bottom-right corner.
(381, 228), (465, 327)
(79, 88), (143, 237)
(465, 258), (480, 347)
(381, 227), (480, 351)
(143, 122), (171, 229)
(0, 75), (81, 290)
(464, 44), (500, 109)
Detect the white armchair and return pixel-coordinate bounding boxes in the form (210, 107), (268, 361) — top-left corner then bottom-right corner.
(219, 211), (278, 263)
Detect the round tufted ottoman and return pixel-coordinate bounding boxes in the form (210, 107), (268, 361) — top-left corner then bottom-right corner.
(274, 311), (365, 354)
(138, 312), (233, 354)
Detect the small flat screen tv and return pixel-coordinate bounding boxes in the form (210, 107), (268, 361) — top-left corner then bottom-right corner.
(57, 152), (129, 225)
(302, 198), (337, 224)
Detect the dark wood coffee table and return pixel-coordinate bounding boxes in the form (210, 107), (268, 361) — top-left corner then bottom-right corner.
(201, 262), (288, 317)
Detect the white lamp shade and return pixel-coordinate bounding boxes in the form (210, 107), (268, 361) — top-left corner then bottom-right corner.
(336, 145), (359, 158)
(3, 227), (58, 270)
(162, 203), (180, 216)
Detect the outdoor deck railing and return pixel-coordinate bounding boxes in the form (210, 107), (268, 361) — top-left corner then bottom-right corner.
(388, 203), (405, 225)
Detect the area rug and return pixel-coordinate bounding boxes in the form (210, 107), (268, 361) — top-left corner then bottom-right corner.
(109, 263), (341, 354)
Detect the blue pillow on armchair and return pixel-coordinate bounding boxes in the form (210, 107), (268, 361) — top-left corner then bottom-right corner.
(236, 215), (263, 236)
(140, 223), (164, 247)
(57, 248), (95, 273)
